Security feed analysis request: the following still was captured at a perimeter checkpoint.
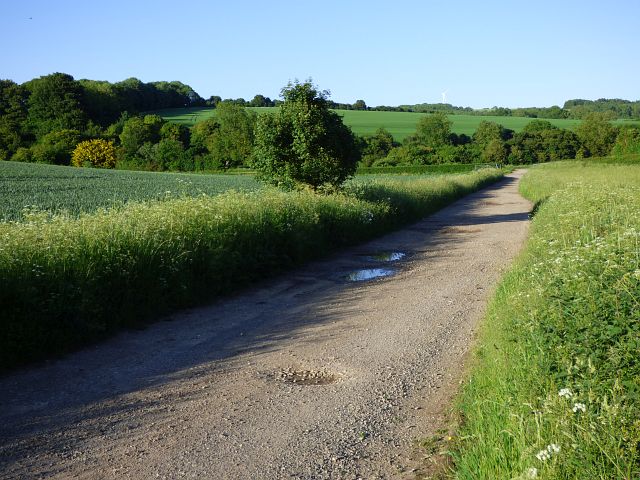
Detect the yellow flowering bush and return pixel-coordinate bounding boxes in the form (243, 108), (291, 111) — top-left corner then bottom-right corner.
(71, 139), (117, 168)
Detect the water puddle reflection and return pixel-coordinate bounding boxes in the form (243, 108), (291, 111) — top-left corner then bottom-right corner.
(346, 268), (396, 282)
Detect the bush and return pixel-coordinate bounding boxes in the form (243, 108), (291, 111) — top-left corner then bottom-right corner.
(11, 147), (33, 163)
(71, 139), (117, 168)
(253, 81), (360, 189)
(31, 129), (82, 165)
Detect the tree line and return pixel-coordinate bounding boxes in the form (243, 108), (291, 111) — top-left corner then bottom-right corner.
(361, 112), (639, 167)
(1, 74), (639, 181)
(395, 98), (640, 120)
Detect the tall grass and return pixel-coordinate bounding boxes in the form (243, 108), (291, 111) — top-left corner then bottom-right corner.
(0, 169), (502, 370)
(454, 163), (640, 479)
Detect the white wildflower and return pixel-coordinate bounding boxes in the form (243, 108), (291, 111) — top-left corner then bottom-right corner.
(536, 449), (551, 461)
(526, 467), (538, 478)
(558, 388), (573, 399)
(536, 443), (561, 462)
(572, 402), (586, 413)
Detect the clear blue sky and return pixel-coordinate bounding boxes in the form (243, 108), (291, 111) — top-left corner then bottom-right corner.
(1, 0), (638, 108)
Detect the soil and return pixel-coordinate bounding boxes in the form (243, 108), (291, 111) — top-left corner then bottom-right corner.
(0, 171), (532, 479)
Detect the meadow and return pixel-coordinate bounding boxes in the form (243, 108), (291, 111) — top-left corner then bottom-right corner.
(0, 167), (503, 370)
(454, 161), (640, 479)
(153, 106), (640, 142)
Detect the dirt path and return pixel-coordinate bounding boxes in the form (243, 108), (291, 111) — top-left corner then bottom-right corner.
(0, 171), (531, 480)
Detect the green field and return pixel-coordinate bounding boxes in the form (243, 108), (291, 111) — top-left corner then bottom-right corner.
(0, 161), (485, 221)
(455, 162), (640, 479)
(152, 106), (640, 142)
(0, 161), (261, 221)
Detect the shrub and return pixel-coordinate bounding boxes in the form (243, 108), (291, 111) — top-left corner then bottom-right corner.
(30, 129), (82, 165)
(253, 81), (360, 189)
(71, 139), (117, 168)
(10, 147), (33, 163)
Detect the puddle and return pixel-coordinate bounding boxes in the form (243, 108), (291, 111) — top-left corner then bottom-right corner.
(276, 368), (341, 386)
(370, 251), (406, 262)
(346, 268), (395, 282)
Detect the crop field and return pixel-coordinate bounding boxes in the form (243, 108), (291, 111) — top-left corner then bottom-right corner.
(153, 106), (640, 142)
(0, 161), (261, 221)
(0, 162), (481, 221)
(0, 168), (503, 369)
(455, 161), (640, 479)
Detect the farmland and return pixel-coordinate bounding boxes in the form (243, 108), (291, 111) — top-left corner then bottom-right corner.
(153, 106), (640, 142)
(0, 161), (261, 221)
(455, 161), (640, 479)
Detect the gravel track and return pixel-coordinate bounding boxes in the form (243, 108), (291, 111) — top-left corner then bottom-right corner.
(0, 171), (531, 479)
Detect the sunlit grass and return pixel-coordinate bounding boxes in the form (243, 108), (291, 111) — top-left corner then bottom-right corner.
(454, 162), (640, 479)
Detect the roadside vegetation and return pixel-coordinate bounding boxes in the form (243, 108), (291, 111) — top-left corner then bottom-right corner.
(453, 161), (640, 479)
(0, 168), (502, 370)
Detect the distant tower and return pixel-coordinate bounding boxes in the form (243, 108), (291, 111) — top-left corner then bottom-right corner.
(441, 90), (448, 104)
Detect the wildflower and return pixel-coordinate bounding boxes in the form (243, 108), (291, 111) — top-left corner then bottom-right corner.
(558, 388), (573, 399)
(572, 402), (586, 413)
(536, 443), (561, 462)
(526, 467), (538, 478)
(548, 443), (561, 454)
(536, 449), (551, 461)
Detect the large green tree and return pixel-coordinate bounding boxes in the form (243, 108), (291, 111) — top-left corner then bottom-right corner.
(576, 112), (618, 157)
(409, 112), (452, 148)
(0, 80), (29, 159)
(253, 81), (360, 189)
(25, 73), (86, 138)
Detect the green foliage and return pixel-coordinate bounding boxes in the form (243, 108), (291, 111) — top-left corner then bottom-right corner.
(25, 73), (87, 138)
(455, 163), (640, 479)
(10, 147), (33, 163)
(473, 120), (512, 148)
(576, 112), (619, 157)
(481, 139), (507, 164)
(206, 102), (256, 168)
(160, 122), (190, 146)
(119, 116), (164, 157)
(509, 127), (581, 164)
(360, 127), (396, 166)
(30, 129), (83, 165)
(0, 168), (502, 369)
(71, 139), (117, 168)
(408, 112), (452, 148)
(611, 126), (640, 157)
(253, 81), (360, 189)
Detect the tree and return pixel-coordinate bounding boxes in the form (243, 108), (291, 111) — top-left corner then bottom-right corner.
(611, 126), (640, 157)
(25, 73), (86, 138)
(473, 121), (512, 148)
(253, 81), (360, 189)
(353, 99), (367, 110)
(160, 122), (190, 147)
(212, 101), (256, 167)
(360, 128), (395, 166)
(482, 139), (508, 164)
(409, 112), (452, 148)
(120, 117), (152, 156)
(576, 112), (618, 157)
(31, 129), (83, 165)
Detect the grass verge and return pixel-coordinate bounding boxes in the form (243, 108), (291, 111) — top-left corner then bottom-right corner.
(453, 162), (640, 479)
(0, 169), (502, 370)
